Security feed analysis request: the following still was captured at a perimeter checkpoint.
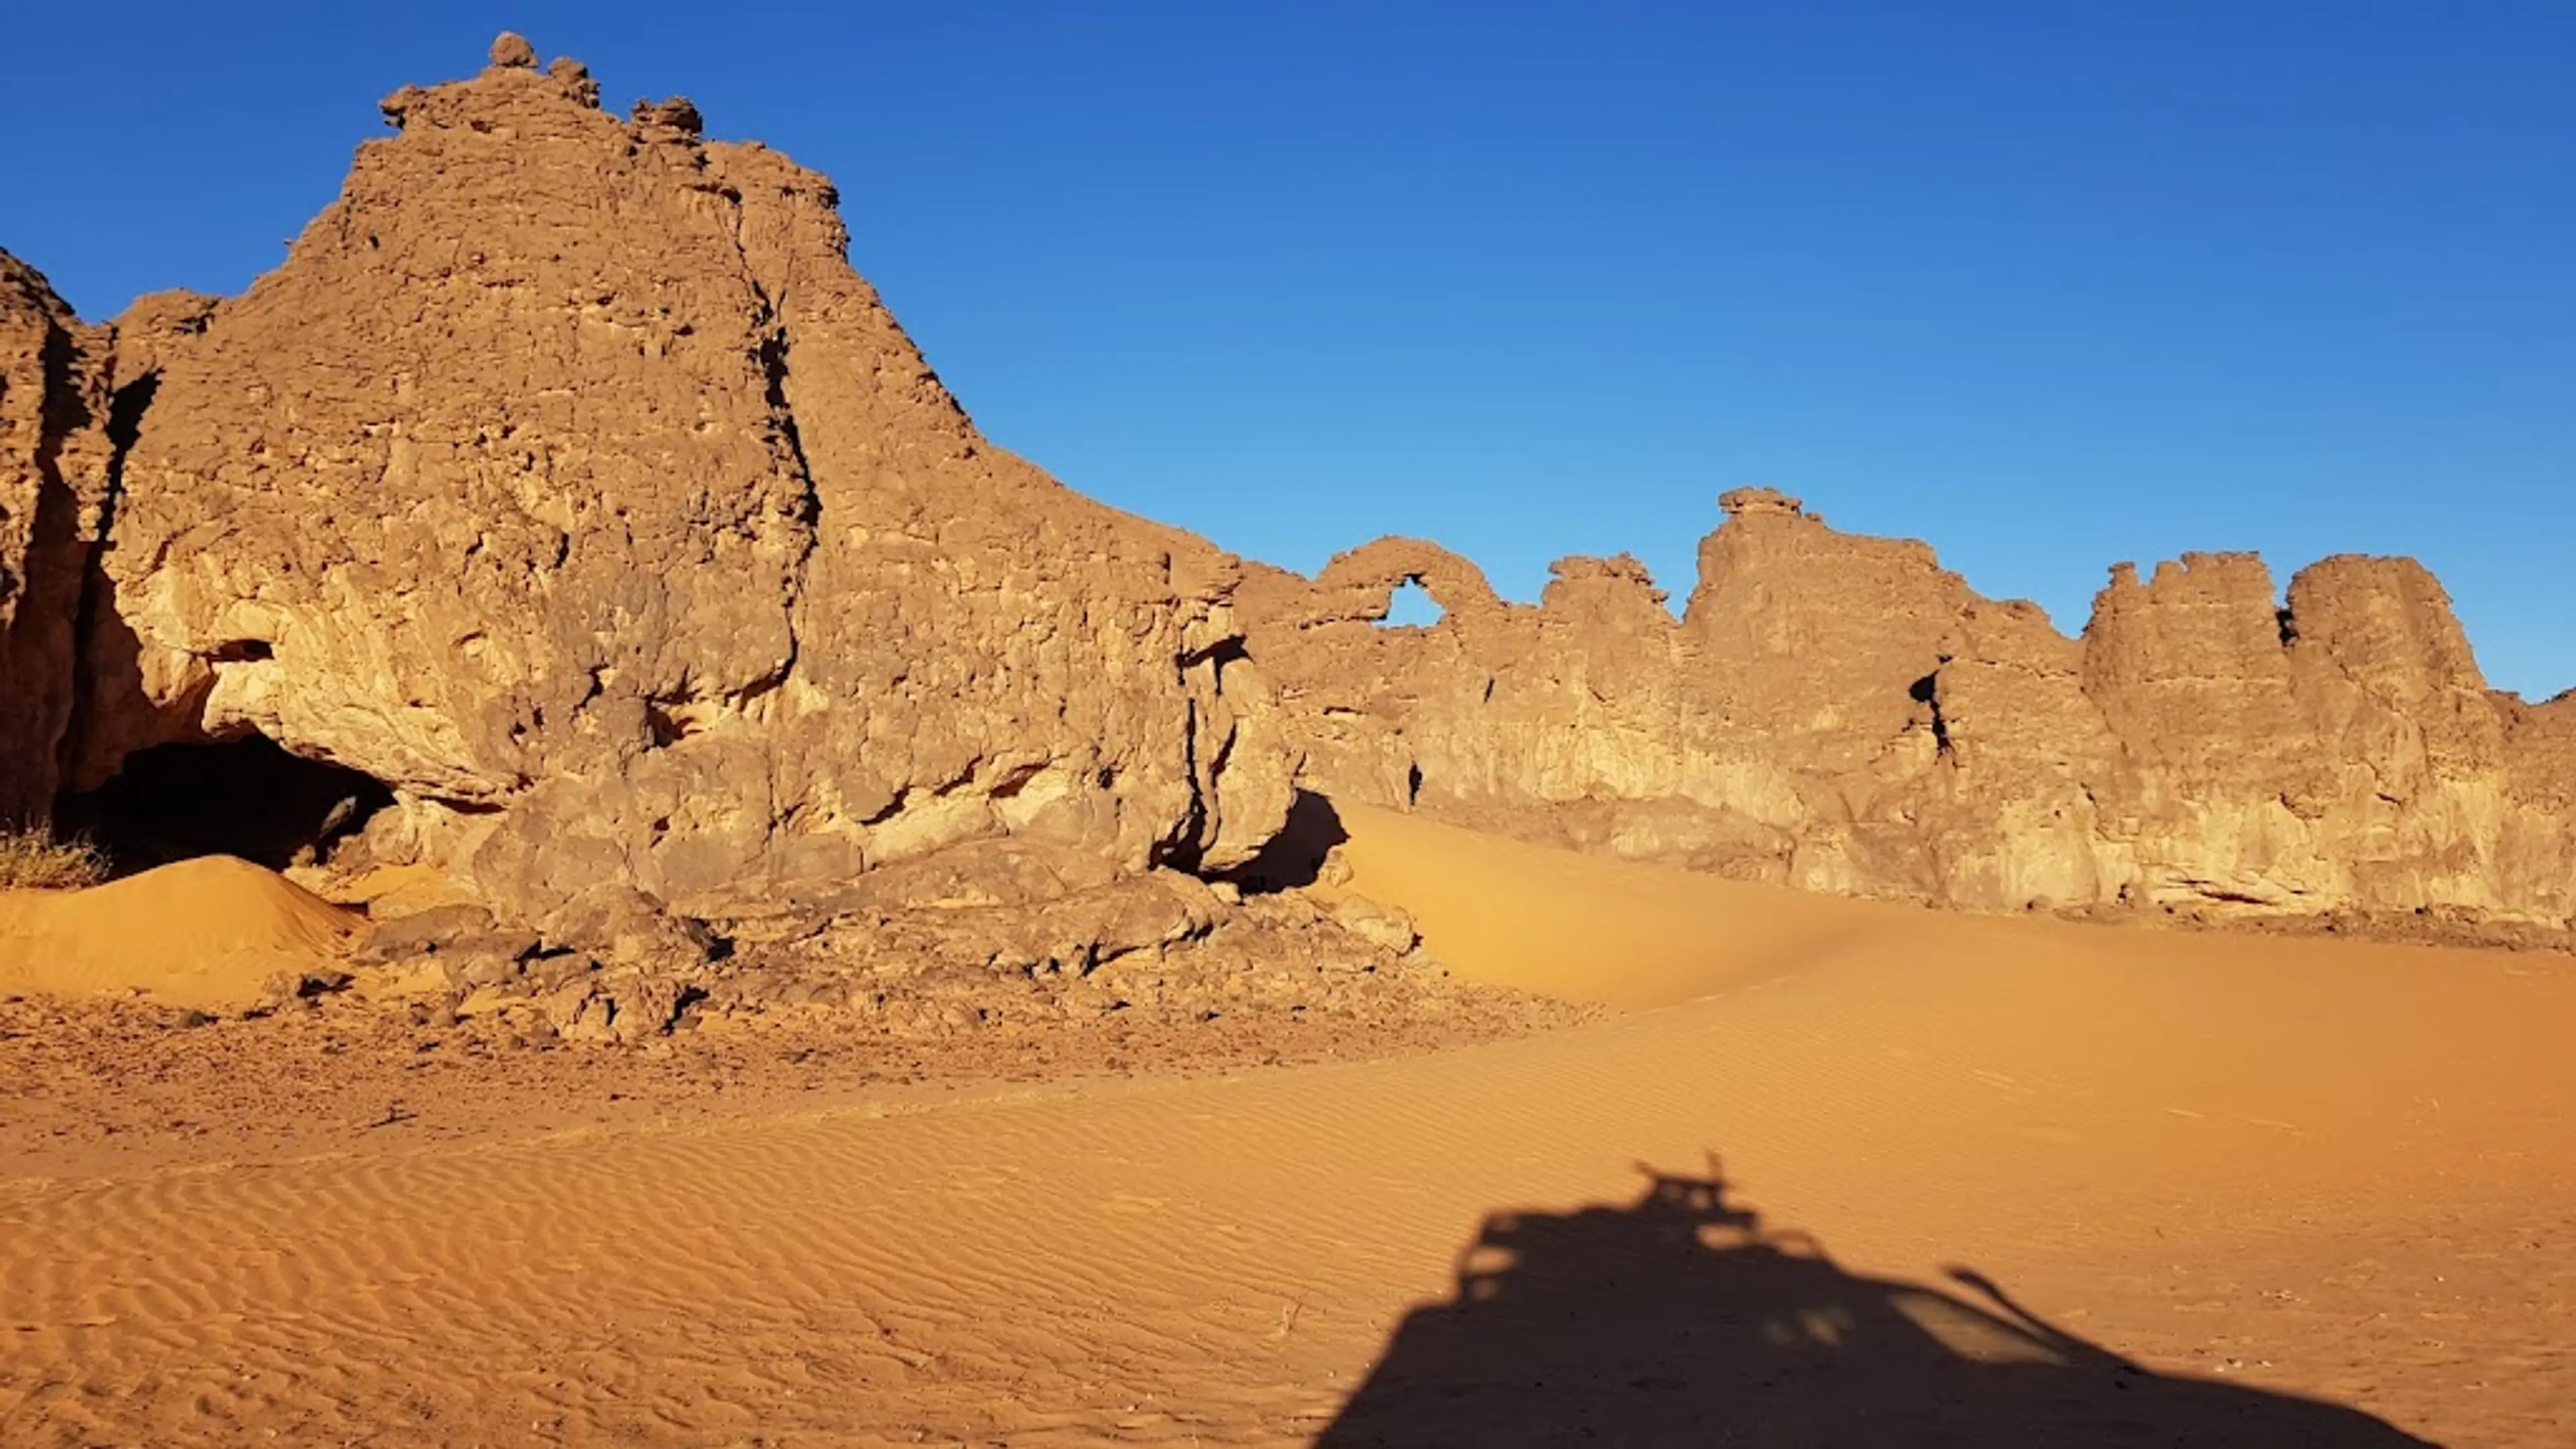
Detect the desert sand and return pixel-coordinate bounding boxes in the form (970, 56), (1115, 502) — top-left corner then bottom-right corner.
(0, 855), (361, 1010)
(4, 802), (2570, 1446)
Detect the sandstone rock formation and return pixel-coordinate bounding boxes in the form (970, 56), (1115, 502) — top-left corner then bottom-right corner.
(1242, 490), (2576, 934)
(21, 42), (1293, 954)
(4, 35), (2568, 971)
(0, 256), (114, 826)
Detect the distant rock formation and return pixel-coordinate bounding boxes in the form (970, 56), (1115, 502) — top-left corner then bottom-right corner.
(1242, 489), (2576, 934)
(2, 42), (1293, 959)
(3, 37), (2568, 959)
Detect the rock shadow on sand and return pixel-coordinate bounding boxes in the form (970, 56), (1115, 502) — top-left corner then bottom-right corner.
(1319, 1162), (2428, 1448)
(1227, 789), (1352, 893)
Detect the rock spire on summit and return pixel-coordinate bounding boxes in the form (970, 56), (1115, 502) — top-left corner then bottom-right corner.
(489, 32), (539, 69)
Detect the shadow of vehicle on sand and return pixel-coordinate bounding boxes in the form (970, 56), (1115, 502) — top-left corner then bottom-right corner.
(1320, 1160), (2430, 1447)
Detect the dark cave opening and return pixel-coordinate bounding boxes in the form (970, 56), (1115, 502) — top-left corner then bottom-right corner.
(54, 734), (394, 876)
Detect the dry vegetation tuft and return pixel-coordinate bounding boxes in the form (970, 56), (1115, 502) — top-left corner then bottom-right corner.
(0, 826), (109, 891)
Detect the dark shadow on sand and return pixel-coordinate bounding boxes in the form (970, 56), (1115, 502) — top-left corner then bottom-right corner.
(1320, 1161), (2430, 1448)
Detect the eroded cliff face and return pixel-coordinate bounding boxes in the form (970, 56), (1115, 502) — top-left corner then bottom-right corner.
(0, 256), (115, 826)
(1244, 489), (2576, 934)
(52, 40), (1292, 932)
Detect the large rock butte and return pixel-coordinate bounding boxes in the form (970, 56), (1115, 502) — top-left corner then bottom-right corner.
(2, 41), (2569, 952)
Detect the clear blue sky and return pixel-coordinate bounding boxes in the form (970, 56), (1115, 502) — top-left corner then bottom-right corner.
(7, 3), (2570, 695)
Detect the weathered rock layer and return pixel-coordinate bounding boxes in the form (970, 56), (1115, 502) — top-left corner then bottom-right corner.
(0, 256), (114, 826)
(1242, 489), (2576, 933)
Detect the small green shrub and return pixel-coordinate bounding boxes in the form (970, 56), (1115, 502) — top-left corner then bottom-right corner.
(0, 826), (109, 891)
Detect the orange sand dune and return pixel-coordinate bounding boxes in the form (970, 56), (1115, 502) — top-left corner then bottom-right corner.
(3, 807), (2573, 1445)
(1330, 802), (1947, 1008)
(0, 855), (360, 1010)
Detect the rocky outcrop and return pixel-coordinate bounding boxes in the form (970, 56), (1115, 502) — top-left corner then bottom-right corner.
(0, 255), (115, 826)
(6, 34), (2566, 965)
(58, 40), (1293, 943)
(1245, 490), (2576, 934)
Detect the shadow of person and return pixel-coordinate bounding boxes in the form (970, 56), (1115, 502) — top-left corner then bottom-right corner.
(1319, 1160), (2430, 1447)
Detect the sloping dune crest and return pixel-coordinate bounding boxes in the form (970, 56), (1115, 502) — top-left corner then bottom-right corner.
(1329, 800), (1936, 1008)
(3, 804), (2572, 1445)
